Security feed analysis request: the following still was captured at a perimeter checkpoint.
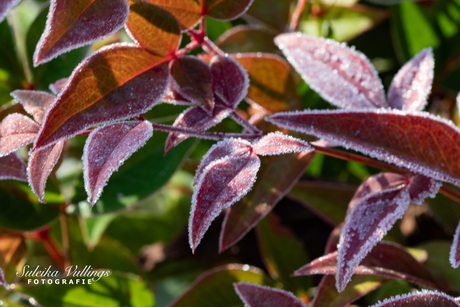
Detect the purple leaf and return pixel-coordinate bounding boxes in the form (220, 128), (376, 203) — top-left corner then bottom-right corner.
(190, 139), (260, 251)
(33, 0), (129, 65)
(0, 153), (27, 181)
(83, 121), (153, 205)
(234, 282), (306, 307)
(370, 290), (460, 307)
(11, 90), (55, 124)
(267, 109), (460, 187)
(0, 113), (40, 157)
(450, 222), (460, 269)
(388, 48), (434, 111)
(49, 78), (68, 95)
(161, 82), (192, 105)
(252, 132), (313, 156)
(0, 267), (6, 287)
(210, 55), (249, 108)
(28, 141), (64, 202)
(407, 174), (441, 205)
(165, 105), (230, 153)
(0, 0), (20, 23)
(171, 56), (214, 112)
(274, 33), (386, 109)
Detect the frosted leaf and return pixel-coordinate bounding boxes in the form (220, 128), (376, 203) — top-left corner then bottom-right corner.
(210, 54), (249, 109)
(11, 90), (55, 124)
(370, 289), (460, 307)
(0, 267), (6, 287)
(252, 131), (313, 156)
(336, 179), (411, 292)
(171, 56), (214, 112)
(275, 33), (386, 109)
(407, 174), (441, 205)
(165, 105), (230, 153)
(0, 113), (39, 157)
(189, 140), (260, 251)
(450, 222), (460, 269)
(0, 0), (20, 23)
(33, 0), (129, 65)
(234, 282), (306, 307)
(49, 78), (68, 95)
(162, 81), (192, 105)
(0, 153), (27, 181)
(457, 93), (460, 111)
(28, 140), (64, 203)
(83, 121), (153, 205)
(388, 48), (434, 111)
(205, 0), (254, 21)
(267, 109), (460, 187)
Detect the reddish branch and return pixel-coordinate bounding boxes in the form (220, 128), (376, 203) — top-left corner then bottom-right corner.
(290, 0), (308, 32)
(28, 227), (65, 270)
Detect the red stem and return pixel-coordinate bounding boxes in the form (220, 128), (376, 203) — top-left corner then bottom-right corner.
(290, 0), (308, 32)
(28, 227), (65, 270)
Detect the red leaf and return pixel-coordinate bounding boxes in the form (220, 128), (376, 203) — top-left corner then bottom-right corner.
(0, 153), (27, 181)
(205, 0), (254, 21)
(370, 290), (460, 307)
(0, 0), (20, 23)
(33, 0), (129, 65)
(83, 121), (153, 205)
(49, 78), (68, 95)
(126, 1), (181, 57)
(165, 105), (230, 153)
(388, 48), (434, 111)
(0, 113), (39, 157)
(234, 282), (306, 307)
(252, 132), (312, 156)
(267, 109), (460, 187)
(190, 139), (260, 251)
(28, 141), (64, 202)
(171, 56), (214, 112)
(34, 44), (169, 149)
(161, 82), (192, 105)
(217, 26), (278, 54)
(11, 90), (55, 124)
(144, 0), (201, 29)
(274, 33), (386, 109)
(450, 222), (460, 269)
(0, 267), (6, 287)
(407, 175), (441, 205)
(210, 55), (249, 108)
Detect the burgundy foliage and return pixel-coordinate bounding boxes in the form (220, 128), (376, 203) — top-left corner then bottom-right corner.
(252, 132), (312, 156)
(0, 0), (20, 23)
(450, 222), (460, 269)
(0, 153), (27, 181)
(0, 113), (39, 157)
(11, 90), (55, 124)
(234, 282), (306, 307)
(370, 290), (460, 307)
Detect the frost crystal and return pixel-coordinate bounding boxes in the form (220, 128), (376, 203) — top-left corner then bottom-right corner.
(0, 153), (27, 182)
(370, 289), (460, 307)
(252, 131), (313, 156)
(12, 90), (55, 124)
(0, 113), (40, 157)
(234, 282), (306, 307)
(450, 222), (460, 269)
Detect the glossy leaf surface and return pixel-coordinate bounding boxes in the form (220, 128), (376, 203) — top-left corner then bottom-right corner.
(35, 45), (169, 149)
(205, 0), (253, 21)
(11, 90), (55, 124)
(0, 113), (39, 157)
(450, 222), (460, 268)
(267, 109), (460, 187)
(34, 0), (129, 65)
(0, 153), (27, 181)
(234, 282), (306, 307)
(252, 132), (313, 156)
(275, 33), (386, 109)
(370, 290), (460, 307)
(83, 121), (153, 205)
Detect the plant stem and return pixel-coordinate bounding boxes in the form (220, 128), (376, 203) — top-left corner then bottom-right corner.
(290, 0), (308, 32)
(230, 110), (263, 135)
(29, 227), (65, 270)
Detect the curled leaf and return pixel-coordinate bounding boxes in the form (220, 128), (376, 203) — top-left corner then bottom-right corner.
(28, 141), (64, 203)
(388, 48), (434, 111)
(370, 290), (460, 307)
(34, 0), (129, 65)
(450, 222), (460, 269)
(83, 121), (153, 205)
(11, 90), (55, 124)
(0, 153), (27, 181)
(0, 113), (39, 157)
(234, 282), (306, 307)
(252, 131), (312, 156)
(275, 33), (386, 109)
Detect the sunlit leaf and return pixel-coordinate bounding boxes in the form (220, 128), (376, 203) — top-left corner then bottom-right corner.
(275, 33), (386, 109)
(34, 44), (169, 149)
(83, 121), (153, 206)
(252, 131), (313, 156)
(370, 289), (460, 307)
(204, 0), (254, 21)
(217, 26), (277, 54)
(267, 109), (460, 187)
(49, 78), (68, 95)
(11, 90), (55, 124)
(234, 282), (306, 307)
(34, 0), (129, 65)
(144, 0), (201, 29)
(126, 1), (181, 57)
(450, 222), (460, 269)
(0, 153), (27, 181)
(0, 230), (27, 284)
(0, 113), (39, 157)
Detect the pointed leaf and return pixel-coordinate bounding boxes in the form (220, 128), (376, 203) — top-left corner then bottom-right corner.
(0, 113), (39, 157)
(210, 54), (249, 108)
(234, 282), (306, 307)
(0, 267), (6, 287)
(49, 78), (68, 95)
(28, 140), (64, 203)
(275, 33), (386, 109)
(165, 105), (230, 152)
(34, 44), (169, 149)
(0, 153), (27, 181)
(190, 139), (260, 251)
(370, 290), (460, 307)
(171, 56), (214, 112)
(450, 222), (460, 269)
(144, 0), (201, 29)
(236, 53), (301, 112)
(83, 121), (153, 205)
(0, 0), (20, 23)
(407, 174), (441, 205)
(267, 109), (460, 187)
(11, 90), (55, 124)
(388, 48), (434, 111)
(205, 0), (254, 21)
(33, 0), (129, 65)
(126, 1), (181, 57)
(252, 131), (312, 156)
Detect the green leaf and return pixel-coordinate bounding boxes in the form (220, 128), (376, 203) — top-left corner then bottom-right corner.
(17, 273), (155, 307)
